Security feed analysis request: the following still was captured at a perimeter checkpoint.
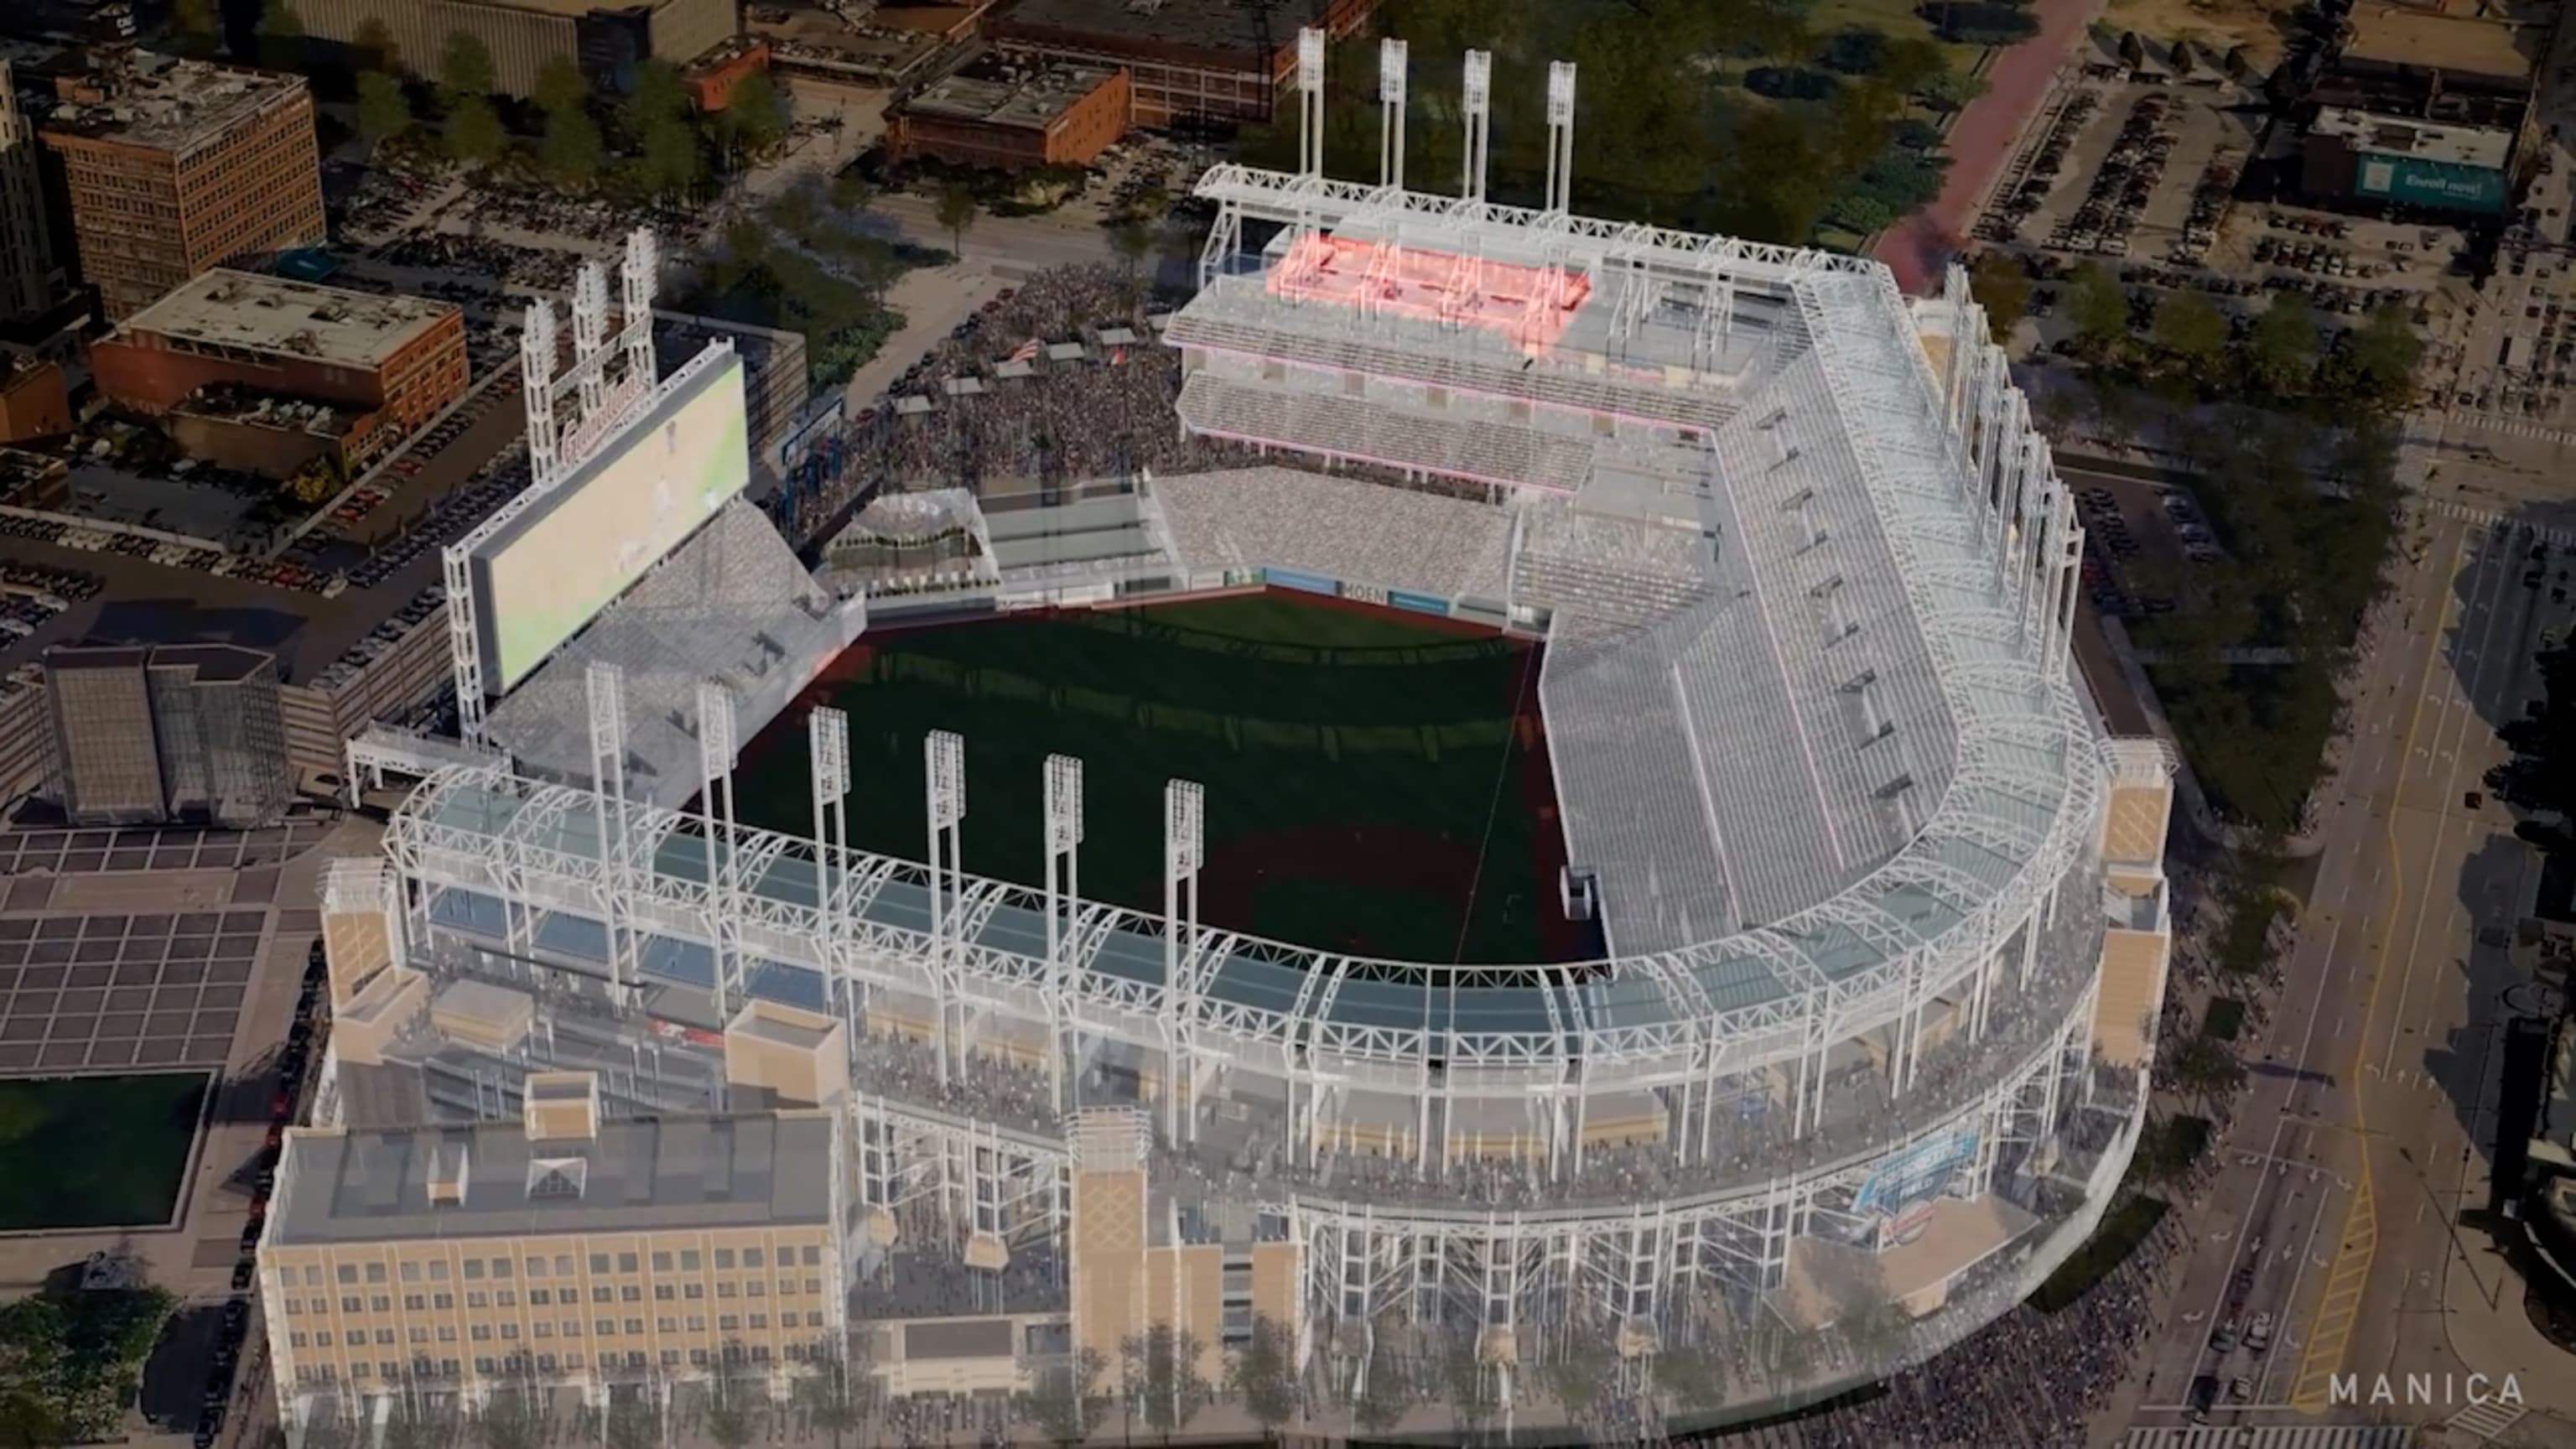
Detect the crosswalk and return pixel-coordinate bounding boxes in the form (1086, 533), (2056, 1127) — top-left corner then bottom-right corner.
(2446, 1399), (2528, 1442)
(2122, 1427), (2416, 1449)
(2421, 498), (2576, 547)
(2450, 412), (2576, 448)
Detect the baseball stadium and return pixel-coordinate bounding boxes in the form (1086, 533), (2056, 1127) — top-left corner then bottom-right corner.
(264, 38), (2177, 1445)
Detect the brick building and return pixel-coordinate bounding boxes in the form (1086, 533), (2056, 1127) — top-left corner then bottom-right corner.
(91, 270), (468, 454)
(0, 352), (67, 441)
(684, 38), (771, 112)
(986, 0), (1378, 128)
(888, 50), (1130, 172)
(294, 0), (735, 100)
(38, 54), (326, 321)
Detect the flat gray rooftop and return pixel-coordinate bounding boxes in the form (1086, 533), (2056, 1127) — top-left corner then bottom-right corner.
(269, 1112), (836, 1245)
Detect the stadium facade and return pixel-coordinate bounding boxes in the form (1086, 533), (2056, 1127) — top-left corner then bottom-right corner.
(269, 41), (2174, 1441)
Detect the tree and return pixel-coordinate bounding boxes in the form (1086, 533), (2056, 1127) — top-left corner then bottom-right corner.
(638, 114), (702, 199)
(2489, 643), (2576, 855)
(935, 184), (978, 261)
(1968, 252), (2030, 339)
(2118, 30), (2148, 70)
(1350, 1343), (1415, 1433)
(624, 59), (689, 134)
(2150, 290), (2227, 371)
(356, 70), (413, 152)
(1124, 1326), (1208, 1441)
(438, 31), (496, 102)
(1026, 1348), (1103, 1446)
(473, 1384), (539, 1449)
(1919, 64), (1987, 112)
(2223, 44), (2252, 81)
(169, 0), (221, 59)
(2170, 1032), (2245, 1102)
(2065, 262), (2130, 356)
(351, 16), (398, 74)
(1544, 1334), (1615, 1425)
(532, 56), (589, 120)
(702, 1371), (762, 1449)
(256, 0), (305, 72)
(1227, 1316), (1298, 1441)
(600, 1388), (659, 1449)
(542, 106), (604, 187)
(722, 71), (785, 158)
(2246, 292), (2318, 395)
(795, 1351), (872, 1449)
(445, 94), (505, 164)
(2340, 303), (2424, 407)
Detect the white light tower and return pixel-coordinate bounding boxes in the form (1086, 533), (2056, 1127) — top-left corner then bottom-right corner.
(518, 300), (562, 487)
(809, 707), (852, 1026)
(618, 226), (658, 391)
(1461, 49), (1492, 204)
(697, 682), (739, 1007)
(1379, 38), (1408, 191)
(1545, 60), (1577, 213)
(570, 260), (611, 439)
(1296, 27), (1327, 179)
(1042, 753), (1083, 1112)
(1161, 778), (1203, 1139)
(925, 730), (965, 1086)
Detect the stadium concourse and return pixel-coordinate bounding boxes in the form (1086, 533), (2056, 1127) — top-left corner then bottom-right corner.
(270, 61), (2179, 1449)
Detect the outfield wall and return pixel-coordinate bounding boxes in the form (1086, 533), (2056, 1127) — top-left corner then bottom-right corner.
(870, 561), (1521, 634)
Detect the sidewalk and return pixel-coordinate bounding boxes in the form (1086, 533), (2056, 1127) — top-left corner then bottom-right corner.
(1876, 0), (2106, 292)
(838, 263), (1001, 412)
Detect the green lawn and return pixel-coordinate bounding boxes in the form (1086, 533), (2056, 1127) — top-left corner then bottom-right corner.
(0, 1073), (207, 1230)
(730, 594), (1568, 963)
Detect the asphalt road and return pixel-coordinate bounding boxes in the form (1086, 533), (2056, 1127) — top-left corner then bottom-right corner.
(2120, 502), (2573, 1433)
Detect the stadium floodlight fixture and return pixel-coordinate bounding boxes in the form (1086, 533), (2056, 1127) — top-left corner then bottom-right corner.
(927, 730), (965, 828)
(1297, 26), (1325, 93)
(1379, 37), (1407, 105)
(813, 707), (849, 800)
(1547, 60), (1576, 122)
(1046, 754), (1084, 850)
(1462, 49), (1491, 112)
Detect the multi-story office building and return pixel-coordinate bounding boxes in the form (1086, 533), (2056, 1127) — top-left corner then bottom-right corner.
(293, 0), (734, 100)
(0, 56), (61, 323)
(259, 1086), (849, 1406)
(42, 642), (293, 826)
(38, 54), (325, 320)
(92, 268), (469, 449)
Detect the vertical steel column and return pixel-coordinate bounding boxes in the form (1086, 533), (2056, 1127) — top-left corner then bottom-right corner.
(1543, 62), (1576, 214)
(811, 707), (850, 1026)
(1379, 39), (1408, 191)
(586, 662), (631, 994)
(569, 261), (611, 443)
(1161, 780), (1203, 1140)
(697, 683), (739, 1009)
(1043, 753), (1083, 1114)
(1461, 50), (1492, 204)
(926, 730), (966, 1086)
(1296, 28), (1326, 179)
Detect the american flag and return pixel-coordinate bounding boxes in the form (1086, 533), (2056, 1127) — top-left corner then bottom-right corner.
(1007, 338), (1041, 365)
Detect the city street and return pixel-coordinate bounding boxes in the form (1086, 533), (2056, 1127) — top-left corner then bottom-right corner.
(2122, 499), (2573, 1436)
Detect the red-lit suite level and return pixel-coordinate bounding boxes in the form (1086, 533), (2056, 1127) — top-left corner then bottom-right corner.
(1265, 233), (1592, 356)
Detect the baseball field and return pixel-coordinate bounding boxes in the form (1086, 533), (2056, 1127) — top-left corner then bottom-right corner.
(730, 591), (1576, 964)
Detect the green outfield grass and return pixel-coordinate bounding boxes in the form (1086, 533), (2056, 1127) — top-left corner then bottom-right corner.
(0, 1072), (207, 1230)
(730, 593), (1571, 963)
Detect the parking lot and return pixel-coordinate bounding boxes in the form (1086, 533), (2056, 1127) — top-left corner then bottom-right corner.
(0, 911), (266, 1072)
(0, 823), (330, 881)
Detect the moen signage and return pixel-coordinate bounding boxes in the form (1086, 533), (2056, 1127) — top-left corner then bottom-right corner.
(2355, 153), (2506, 215)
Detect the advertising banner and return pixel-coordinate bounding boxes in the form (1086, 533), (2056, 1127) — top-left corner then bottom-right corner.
(1264, 567), (1340, 595)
